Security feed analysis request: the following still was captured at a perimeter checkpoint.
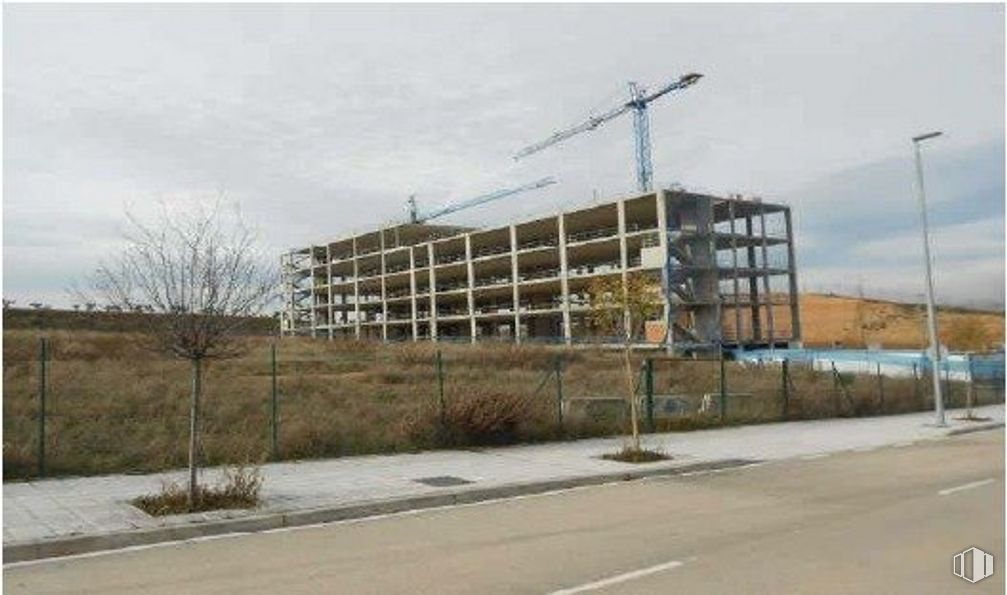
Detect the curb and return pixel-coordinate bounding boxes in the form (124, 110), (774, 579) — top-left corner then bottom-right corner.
(946, 421), (1004, 436)
(4, 457), (757, 564)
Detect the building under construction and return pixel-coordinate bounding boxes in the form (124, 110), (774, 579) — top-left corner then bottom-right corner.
(280, 188), (801, 352)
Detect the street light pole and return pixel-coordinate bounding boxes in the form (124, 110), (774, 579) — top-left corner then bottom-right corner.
(911, 131), (945, 426)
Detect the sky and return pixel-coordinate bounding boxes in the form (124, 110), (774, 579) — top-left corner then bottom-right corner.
(3, 4), (1004, 309)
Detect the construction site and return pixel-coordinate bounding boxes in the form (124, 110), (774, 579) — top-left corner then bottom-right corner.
(281, 72), (802, 352)
(280, 189), (800, 351)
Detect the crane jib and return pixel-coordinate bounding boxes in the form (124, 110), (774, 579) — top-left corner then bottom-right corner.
(511, 72), (702, 192)
(411, 177), (557, 223)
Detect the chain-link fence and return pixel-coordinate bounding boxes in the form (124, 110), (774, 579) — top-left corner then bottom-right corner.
(3, 331), (1003, 481)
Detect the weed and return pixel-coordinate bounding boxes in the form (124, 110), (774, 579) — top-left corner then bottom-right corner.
(132, 465), (263, 516)
(602, 446), (670, 463)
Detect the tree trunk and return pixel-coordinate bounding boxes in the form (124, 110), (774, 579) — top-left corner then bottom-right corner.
(188, 357), (202, 509)
(622, 344), (640, 452)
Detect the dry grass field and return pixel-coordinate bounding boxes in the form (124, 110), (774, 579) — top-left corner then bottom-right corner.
(2, 323), (966, 481)
(4, 294), (997, 480)
(800, 293), (1004, 350)
(2, 332), (625, 479)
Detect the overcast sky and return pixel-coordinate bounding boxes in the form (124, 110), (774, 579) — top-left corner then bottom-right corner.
(4, 4), (1004, 309)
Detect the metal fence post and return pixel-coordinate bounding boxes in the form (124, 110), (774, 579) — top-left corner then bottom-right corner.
(832, 360), (838, 410)
(831, 361), (849, 415)
(719, 351), (727, 423)
(555, 354), (564, 429)
(781, 359), (790, 420)
(270, 343), (279, 460)
(645, 358), (655, 432)
(966, 353), (975, 416)
(876, 362), (885, 414)
(38, 336), (48, 478)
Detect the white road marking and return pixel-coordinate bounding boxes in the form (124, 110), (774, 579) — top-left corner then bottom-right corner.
(546, 559), (687, 594)
(801, 453), (829, 460)
(938, 478), (995, 496)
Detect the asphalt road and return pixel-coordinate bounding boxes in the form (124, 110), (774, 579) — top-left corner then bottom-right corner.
(5, 430), (1003, 594)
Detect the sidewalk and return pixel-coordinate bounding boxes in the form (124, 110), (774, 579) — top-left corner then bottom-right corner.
(4, 405), (1003, 561)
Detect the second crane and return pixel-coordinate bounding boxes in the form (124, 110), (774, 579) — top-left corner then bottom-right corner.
(514, 72), (702, 193)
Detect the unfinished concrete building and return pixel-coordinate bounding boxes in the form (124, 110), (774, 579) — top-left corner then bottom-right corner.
(281, 189), (800, 352)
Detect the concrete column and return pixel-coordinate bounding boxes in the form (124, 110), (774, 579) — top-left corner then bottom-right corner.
(352, 238), (361, 340)
(409, 247), (418, 341)
(759, 206), (775, 346)
(309, 245), (318, 339)
(655, 191), (671, 349)
(510, 224), (521, 344)
(617, 200), (629, 276)
(380, 231), (388, 342)
(710, 202), (723, 348)
(326, 244), (333, 341)
(744, 216), (761, 341)
(557, 213), (572, 345)
(617, 200), (630, 341)
(465, 234), (476, 343)
(280, 253), (289, 337)
(784, 208), (801, 344)
(428, 243), (438, 342)
(728, 200), (743, 344)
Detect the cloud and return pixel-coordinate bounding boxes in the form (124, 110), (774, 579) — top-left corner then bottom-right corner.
(853, 219), (1003, 263)
(3, 4), (1004, 308)
(788, 137), (1004, 307)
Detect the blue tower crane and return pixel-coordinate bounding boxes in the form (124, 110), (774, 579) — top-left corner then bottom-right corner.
(407, 176), (557, 224)
(513, 73), (702, 193)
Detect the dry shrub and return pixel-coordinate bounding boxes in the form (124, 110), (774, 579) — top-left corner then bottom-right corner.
(133, 465), (263, 516)
(392, 342), (438, 367)
(602, 446), (669, 463)
(3, 441), (35, 481)
(406, 390), (554, 448)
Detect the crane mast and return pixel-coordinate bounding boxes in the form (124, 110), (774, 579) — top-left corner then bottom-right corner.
(514, 72), (702, 192)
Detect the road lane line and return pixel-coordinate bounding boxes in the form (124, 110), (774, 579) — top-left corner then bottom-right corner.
(938, 478), (995, 496)
(546, 560), (686, 594)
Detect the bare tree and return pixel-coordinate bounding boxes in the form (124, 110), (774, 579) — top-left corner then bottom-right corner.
(587, 272), (662, 452)
(88, 202), (276, 507)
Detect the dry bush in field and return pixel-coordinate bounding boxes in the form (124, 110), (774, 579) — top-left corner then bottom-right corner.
(404, 389), (555, 448)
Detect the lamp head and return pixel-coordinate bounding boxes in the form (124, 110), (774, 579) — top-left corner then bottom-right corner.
(912, 131), (943, 143)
